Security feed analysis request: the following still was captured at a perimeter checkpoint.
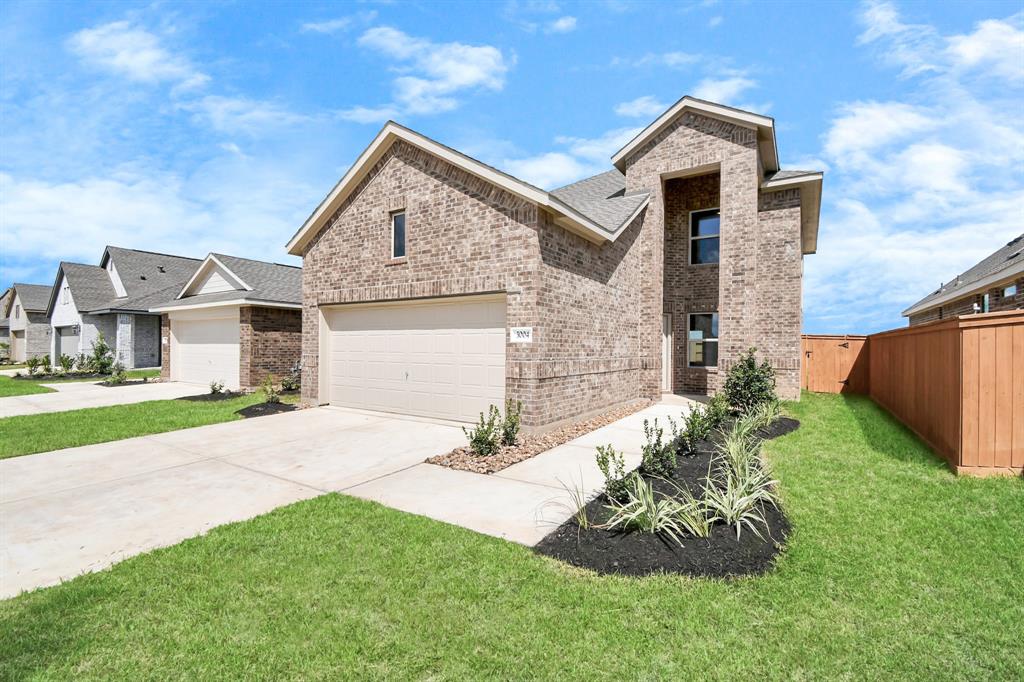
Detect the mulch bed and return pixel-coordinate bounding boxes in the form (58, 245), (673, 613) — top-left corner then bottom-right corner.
(237, 402), (298, 419)
(426, 400), (654, 474)
(98, 380), (155, 388)
(177, 392), (246, 402)
(12, 372), (110, 381)
(534, 416), (800, 579)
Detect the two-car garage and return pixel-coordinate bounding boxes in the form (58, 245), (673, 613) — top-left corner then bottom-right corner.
(323, 295), (506, 423)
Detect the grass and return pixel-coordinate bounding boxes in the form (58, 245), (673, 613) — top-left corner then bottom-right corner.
(1, 393), (1021, 679)
(0, 392), (299, 459)
(0, 376), (55, 397)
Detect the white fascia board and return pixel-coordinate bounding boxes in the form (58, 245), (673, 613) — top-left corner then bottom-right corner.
(150, 298), (302, 313)
(901, 260), (1024, 317)
(286, 122), (613, 254)
(176, 255), (252, 299)
(761, 173), (823, 255)
(612, 96), (778, 172)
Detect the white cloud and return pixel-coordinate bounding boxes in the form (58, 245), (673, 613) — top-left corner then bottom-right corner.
(823, 101), (936, 165)
(947, 16), (1024, 81)
(613, 51), (702, 69)
(301, 18), (353, 34)
(337, 105), (398, 124)
(708, 15), (723, 28)
(350, 26), (512, 118)
(67, 21), (209, 90)
(614, 95), (665, 118)
(502, 152), (590, 189)
(185, 96), (309, 135)
(555, 126), (640, 161)
(691, 76), (756, 105)
(546, 16), (577, 33)
(856, 0), (938, 77)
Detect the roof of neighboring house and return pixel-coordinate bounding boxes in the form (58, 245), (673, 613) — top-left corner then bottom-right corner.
(7, 283), (53, 314)
(0, 288), (10, 328)
(550, 170), (650, 234)
(902, 233), (1024, 317)
(59, 262), (117, 312)
(150, 253), (302, 311)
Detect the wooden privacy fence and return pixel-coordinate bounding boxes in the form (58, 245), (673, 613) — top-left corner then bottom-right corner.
(802, 310), (1024, 476)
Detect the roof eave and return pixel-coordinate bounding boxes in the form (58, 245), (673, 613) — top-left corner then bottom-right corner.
(761, 172), (823, 255)
(901, 259), (1024, 317)
(150, 298), (302, 313)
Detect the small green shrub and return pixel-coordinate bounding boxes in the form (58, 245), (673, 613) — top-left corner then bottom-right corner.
(108, 362), (128, 385)
(604, 475), (692, 546)
(88, 334), (115, 374)
(595, 444), (631, 502)
(703, 418), (779, 539)
(463, 404), (501, 456)
(261, 374), (280, 404)
(682, 404), (713, 450)
(280, 362), (301, 391)
(209, 380), (225, 395)
(706, 392), (731, 427)
(74, 353), (89, 371)
(747, 399), (783, 431)
(25, 356), (42, 376)
(723, 348), (777, 413)
(501, 399), (522, 446)
(640, 418), (676, 477)
(58, 354), (74, 373)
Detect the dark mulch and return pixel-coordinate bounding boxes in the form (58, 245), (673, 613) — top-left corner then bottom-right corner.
(177, 392), (245, 402)
(98, 380), (153, 388)
(534, 417), (800, 579)
(13, 372), (109, 381)
(237, 402), (297, 419)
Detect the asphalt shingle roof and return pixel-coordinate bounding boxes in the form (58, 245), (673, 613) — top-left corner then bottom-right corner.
(60, 262), (117, 312)
(906, 233), (1024, 313)
(11, 283), (53, 312)
(103, 247), (203, 312)
(550, 170), (650, 234)
(765, 170), (820, 182)
(153, 253), (302, 308)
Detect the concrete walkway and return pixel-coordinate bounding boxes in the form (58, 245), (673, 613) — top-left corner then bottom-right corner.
(1, 400), (693, 598)
(0, 380), (206, 417)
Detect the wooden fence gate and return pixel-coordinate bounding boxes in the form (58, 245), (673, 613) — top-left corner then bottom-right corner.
(800, 335), (869, 394)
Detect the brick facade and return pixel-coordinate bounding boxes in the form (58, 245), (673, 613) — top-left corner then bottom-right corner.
(909, 276), (1024, 326)
(300, 112), (807, 428)
(160, 314), (170, 381)
(239, 306), (302, 389)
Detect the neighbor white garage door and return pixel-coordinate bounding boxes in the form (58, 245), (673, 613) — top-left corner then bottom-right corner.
(172, 313), (240, 390)
(325, 296), (506, 422)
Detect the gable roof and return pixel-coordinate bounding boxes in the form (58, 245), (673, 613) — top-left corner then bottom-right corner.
(611, 96), (780, 173)
(0, 288), (10, 329)
(54, 262), (117, 313)
(7, 283), (53, 314)
(150, 253), (301, 312)
(902, 233), (1024, 317)
(285, 122), (649, 255)
(550, 170), (650, 236)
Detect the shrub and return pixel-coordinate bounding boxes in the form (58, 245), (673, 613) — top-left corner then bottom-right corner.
(640, 418), (676, 477)
(261, 374), (280, 404)
(501, 399), (522, 446)
(723, 348), (777, 413)
(604, 475), (694, 546)
(463, 404), (501, 456)
(595, 444), (631, 502)
(747, 399), (783, 432)
(40, 354), (50, 369)
(74, 353), (89, 372)
(58, 354), (74, 373)
(209, 380), (225, 395)
(88, 334), (115, 374)
(25, 355), (42, 375)
(280, 362), (301, 391)
(108, 362), (128, 385)
(704, 418), (779, 539)
(706, 392), (731, 427)
(682, 404), (713, 451)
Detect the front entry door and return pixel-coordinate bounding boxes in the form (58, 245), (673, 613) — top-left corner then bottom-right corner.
(662, 313), (672, 392)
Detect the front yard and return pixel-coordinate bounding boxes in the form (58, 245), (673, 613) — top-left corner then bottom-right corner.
(1, 392), (1020, 679)
(0, 391), (299, 459)
(0, 369), (162, 398)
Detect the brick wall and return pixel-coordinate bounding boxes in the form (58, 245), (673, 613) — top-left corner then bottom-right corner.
(132, 314), (161, 368)
(909, 276), (1024, 326)
(239, 306), (302, 389)
(160, 314), (170, 380)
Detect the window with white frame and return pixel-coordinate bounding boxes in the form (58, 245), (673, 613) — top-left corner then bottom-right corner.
(1004, 284), (1018, 298)
(982, 293), (990, 313)
(14, 304), (20, 319)
(688, 312), (719, 367)
(689, 208), (720, 265)
(391, 211), (406, 259)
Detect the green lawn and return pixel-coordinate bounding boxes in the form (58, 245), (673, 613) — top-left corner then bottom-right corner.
(0, 392), (298, 459)
(0, 376), (55, 397)
(1, 393), (1021, 679)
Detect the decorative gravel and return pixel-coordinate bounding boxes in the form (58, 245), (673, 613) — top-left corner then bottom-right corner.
(427, 400), (654, 474)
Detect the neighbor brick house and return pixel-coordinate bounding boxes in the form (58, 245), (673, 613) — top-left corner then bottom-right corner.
(0, 287), (11, 360)
(287, 96), (822, 431)
(4, 283), (53, 362)
(903, 233), (1024, 325)
(151, 253), (302, 391)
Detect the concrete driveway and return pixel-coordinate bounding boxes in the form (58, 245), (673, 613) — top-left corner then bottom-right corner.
(0, 380), (206, 417)
(1, 400), (692, 599)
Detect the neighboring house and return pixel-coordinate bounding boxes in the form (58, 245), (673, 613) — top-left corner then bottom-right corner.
(5, 284), (53, 362)
(45, 246), (202, 368)
(151, 253), (302, 390)
(903, 234), (1024, 325)
(0, 287), (10, 360)
(286, 96), (822, 431)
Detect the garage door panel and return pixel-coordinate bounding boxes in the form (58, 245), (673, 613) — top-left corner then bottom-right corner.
(173, 317), (239, 389)
(326, 297), (505, 423)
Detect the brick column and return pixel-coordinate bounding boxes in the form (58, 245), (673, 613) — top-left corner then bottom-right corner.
(160, 314), (171, 380)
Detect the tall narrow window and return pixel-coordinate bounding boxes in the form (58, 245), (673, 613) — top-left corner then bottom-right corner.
(391, 211), (406, 259)
(982, 293), (990, 313)
(62, 285), (69, 304)
(688, 313), (719, 367)
(14, 304), (20, 319)
(689, 208), (720, 264)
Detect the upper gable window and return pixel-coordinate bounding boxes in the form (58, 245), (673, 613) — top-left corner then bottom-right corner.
(391, 211), (406, 259)
(62, 285), (69, 304)
(690, 208), (720, 265)
(15, 304), (20, 319)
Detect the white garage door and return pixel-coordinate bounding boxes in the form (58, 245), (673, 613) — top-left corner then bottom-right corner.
(326, 296), (506, 422)
(173, 315), (240, 389)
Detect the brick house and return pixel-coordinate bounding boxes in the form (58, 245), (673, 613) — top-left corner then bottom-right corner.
(151, 253), (302, 390)
(903, 233), (1024, 325)
(4, 283), (52, 362)
(287, 96), (822, 431)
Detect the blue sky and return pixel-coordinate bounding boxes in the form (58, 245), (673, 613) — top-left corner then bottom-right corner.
(1, 0), (1021, 333)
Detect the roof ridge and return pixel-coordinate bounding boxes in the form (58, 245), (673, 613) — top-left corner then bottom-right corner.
(212, 252), (302, 270)
(107, 245), (203, 261)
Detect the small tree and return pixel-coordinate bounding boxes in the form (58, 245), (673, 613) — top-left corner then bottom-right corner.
(261, 374), (280, 404)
